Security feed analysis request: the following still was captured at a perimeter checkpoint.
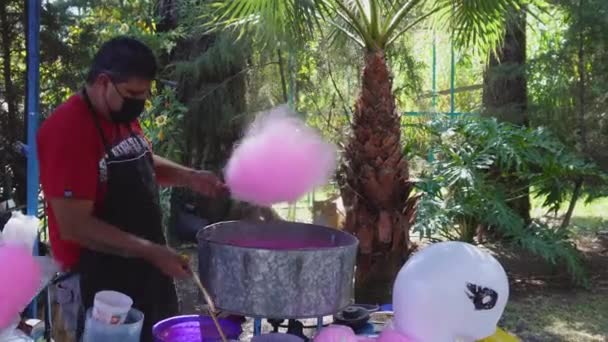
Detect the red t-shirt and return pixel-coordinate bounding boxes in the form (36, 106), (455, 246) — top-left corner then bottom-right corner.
(37, 94), (147, 270)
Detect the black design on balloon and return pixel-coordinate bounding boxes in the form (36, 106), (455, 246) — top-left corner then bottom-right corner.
(465, 282), (498, 310)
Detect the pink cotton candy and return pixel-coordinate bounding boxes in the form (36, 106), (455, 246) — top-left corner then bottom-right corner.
(313, 325), (358, 342)
(0, 243), (42, 330)
(225, 105), (337, 206)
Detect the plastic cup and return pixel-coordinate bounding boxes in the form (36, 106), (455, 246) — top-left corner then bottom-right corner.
(92, 290), (133, 325)
(83, 308), (144, 342)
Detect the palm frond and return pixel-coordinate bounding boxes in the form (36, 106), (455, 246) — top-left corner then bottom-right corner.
(368, 0), (381, 39)
(333, 0), (378, 49)
(203, 0), (330, 48)
(384, 6), (440, 48)
(328, 20), (367, 48)
(432, 0), (530, 56)
(381, 0), (424, 44)
(347, 0), (372, 30)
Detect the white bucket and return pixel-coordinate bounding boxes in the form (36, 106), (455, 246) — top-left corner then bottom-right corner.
(92, 290), (133, 325)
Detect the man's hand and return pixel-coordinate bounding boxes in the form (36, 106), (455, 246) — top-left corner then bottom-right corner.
(186, 170), (228, 198)
(144, 244), (191, 279)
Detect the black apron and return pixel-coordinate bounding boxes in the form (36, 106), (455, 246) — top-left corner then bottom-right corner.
(78, 89), (179, 341)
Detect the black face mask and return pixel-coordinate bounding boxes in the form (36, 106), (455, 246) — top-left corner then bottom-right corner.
(107, 82), (146, 124)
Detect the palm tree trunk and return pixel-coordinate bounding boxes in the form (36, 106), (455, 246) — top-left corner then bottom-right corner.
(339, 51), (417, 304)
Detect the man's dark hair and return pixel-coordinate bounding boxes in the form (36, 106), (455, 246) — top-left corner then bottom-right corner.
(86, 36), (157, 84)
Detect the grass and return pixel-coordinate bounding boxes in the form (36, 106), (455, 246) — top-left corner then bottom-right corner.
(503, 292), (608, 342)
(531, 195), (608, 235)
(568, 198), (608, 234)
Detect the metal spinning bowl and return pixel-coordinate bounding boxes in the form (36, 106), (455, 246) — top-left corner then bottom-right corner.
(197, 220), (358, 319)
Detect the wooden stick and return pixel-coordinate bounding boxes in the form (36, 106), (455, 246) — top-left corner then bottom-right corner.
(192, 271), (228, 342)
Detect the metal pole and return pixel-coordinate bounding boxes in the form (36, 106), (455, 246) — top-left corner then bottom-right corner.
(432, 31), (437, 110)
(450, 39), (455, 116)
(26, 0), (41, 318)
(254, 318), (262, 336)
(429, 31), (437, 162)
(450, 3), (456, 117)
(316, 316), (323, 332)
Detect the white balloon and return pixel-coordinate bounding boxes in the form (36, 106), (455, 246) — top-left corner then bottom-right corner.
(392, 241), (509, 342)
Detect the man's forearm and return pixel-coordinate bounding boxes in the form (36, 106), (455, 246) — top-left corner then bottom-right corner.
(153, 154), (193, 187)
(67, 216), (156, 259)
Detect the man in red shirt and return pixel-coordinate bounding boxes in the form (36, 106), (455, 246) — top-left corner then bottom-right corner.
(37, 37), (225, 341)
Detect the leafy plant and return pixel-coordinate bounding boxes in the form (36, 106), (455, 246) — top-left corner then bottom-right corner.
(140, 86), (189, 162)
(412, 115), (606, 284)
(528, 0), (608, 171)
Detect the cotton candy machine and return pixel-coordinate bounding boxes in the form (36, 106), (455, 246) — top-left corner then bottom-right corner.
(196, 220), (358, 320)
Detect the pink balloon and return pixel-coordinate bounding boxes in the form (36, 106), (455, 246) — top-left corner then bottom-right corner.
(0, 243), (42, 330)
(225, 106), (337, 206)
(313, 325), (358, 342)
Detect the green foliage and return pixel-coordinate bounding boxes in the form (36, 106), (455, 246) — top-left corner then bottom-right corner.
(203, 0), (528, 56)
(0, 0), (26, 201)
(139, 86), (188, 161)
(200, 0), (329, 50)
(293, 31), (359, 140)
(38, 0), (182, 113)
(528, 0), (608, 170)
(39, 0), (191, 163)
(412, 115), (605, 284)
(1, 0), (185, 201)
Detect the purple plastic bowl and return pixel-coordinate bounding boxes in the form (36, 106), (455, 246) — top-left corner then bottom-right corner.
(152, 315), (242, 342)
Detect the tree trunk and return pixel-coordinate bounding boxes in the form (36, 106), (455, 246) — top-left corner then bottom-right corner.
(482, 9), (531, 226)
(561, 177), (583, 231)
(576, 0), (588, 156)
(339, 52), (417, 304)
(277, 48), (289, 103)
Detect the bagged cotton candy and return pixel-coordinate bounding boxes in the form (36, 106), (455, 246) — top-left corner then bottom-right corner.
(392, 242), (509, 342)
(0, 243), (42, 330)
(377, 326), (412, 342)
(225, 105), (337, 206)
(1, 211), (39, 251)
(313, 325), (358, 342)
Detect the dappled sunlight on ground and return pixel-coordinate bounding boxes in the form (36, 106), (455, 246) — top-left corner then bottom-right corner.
(503, 292), (608, 342)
